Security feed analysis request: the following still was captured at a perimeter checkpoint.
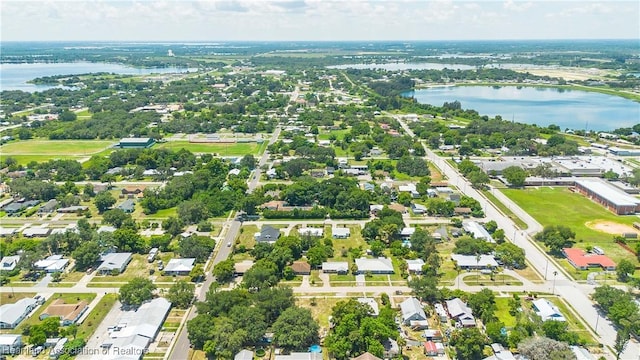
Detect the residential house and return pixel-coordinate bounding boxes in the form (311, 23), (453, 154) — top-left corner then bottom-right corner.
(423, 329), (443, 342)
(445, 298), (476, 327)
(400, 227), (416, 239)
(570, 346), (596, 360)
(0, 298), (38, 329)
(383, 338), (399, 359)
(97, 225), (117, 233)
(22, 227), (51, 238)
(357, 298), (379, 317)
(255, 225), (281, 244)
(484, 343), (516, 360)
(406, 259), (425, 274)
(164, 258), (196, 276)
(34, 255), (69, 273)
(57, 205), (89, 213)
(322, 261), (349, 274)
(350, 352), (382, 360)
(463, 221), (494, 243)
(370, 204), (384, 215)
(451, 254), (499, 270)
(121, 186), (146, 199)
(39, 299), (88, 326)
(0, 228), (18, 237)
(411, 203), (427, 215)
(355, 257), (394, 274)
(261, 200), (286, 211)
(363, 183), (375, 192)
(398, 183), (420, 198)
(0, 255), (20, 272)
(274, 353), (321, 360)
(332, 227), (351, 239)
(97, 253), (133, 275)
(298, 227), (323, 237)
(532, 299), (566, 322)
(228, 168), (241, 176)
(434, 304), (448, 323)
(400, 297), (427, 324)
(38, 199), (58, 214)
(290, 261), (311, 275)
(424, 341), (439, 357)
(0, 334), (22, 355)
(388, 203), (407, 214)
(454, 207), (472, 217)
(235, 350), (254, 360)
(117, 199), (136, 213)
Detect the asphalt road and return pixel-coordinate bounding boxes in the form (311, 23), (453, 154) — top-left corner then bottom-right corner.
(168, 126), (282, 360)
(396, 116), (637, 359)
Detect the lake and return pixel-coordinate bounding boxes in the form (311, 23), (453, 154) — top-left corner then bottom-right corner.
(404, 86), (640, 131)
(1, 62), (196, 92)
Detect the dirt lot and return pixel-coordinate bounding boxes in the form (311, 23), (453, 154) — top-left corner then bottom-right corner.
(585, 220), (639, 235)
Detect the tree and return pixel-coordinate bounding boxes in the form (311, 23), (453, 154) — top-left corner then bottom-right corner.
(113, 228), (146, 254)
(190, 264), (205, 282)
(102, 209), (131, 228)
(203, 316), (245, 359)
(408, 275), (441, 302)
(167, 280), (195, 309)
(450, 327), (487, 360)
(485, 321), (507, 345)
(614, 327), (630, 360)
(213, 259), (235, 283)
(179, 235), (214, 263)
(542, 320), (568, 341)
(502, 166), (527, 187)
(616, 259), (635, 282)
(119, 277), (156, 307)
(239, 154), (257, 169)
(187, 314), (214, 349)
(59, 110), (77, 122)
(518, 337), (575, 360)
(72, 241), (101, 271)
(468, 288), (496, 324)
(163, 216), (184, 237)
(243, 259), (279, 291)
(94, 191), (116, 213)
(495, 242), (526, 268)
(467, 170), (490, 189)
(534, 225), (575, 254)
(273, 307), (320, 350)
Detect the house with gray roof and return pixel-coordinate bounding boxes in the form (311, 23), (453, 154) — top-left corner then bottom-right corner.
(451, 254), (499, 270)
(332, 226), (351, 239)
(254, 225), (281, 243)
(322, 261), (349, 274)
(355, 257), (394, 274)
(38, 199), (58, 214)
(97, 252), (133, 275)
(400, 297), (427, 324)
(164, 258), (195, 276)
(0, 255), (20, 272)
(235, 350), (254, 360)
(0, 334), (22, 355)
(117, 199), (136, 213)
(445, 298), (475, 328)
(0, 298), (38, 329)
(34, 255), (69, 273)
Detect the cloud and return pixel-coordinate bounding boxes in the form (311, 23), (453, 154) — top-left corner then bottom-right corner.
(503, 0), (532, 12)
(546, 2), (613, 18)
(215, 0), (250, 12)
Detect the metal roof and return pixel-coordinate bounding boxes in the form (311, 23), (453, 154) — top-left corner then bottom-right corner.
(575, 178), (640, 207)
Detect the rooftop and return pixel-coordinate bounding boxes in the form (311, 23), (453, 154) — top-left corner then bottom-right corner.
(575, 178), (640, 207)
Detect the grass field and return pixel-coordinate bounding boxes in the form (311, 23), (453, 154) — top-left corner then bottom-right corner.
(1, 139), (115, 155)
(157, 141), (259, 156)
(494, 297), (517, 328)
(482, 190), (528, 229)
(502, 187), (640, 265)
(0, 292), (36, 305)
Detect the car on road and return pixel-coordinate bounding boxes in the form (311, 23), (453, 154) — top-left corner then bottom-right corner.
(227, 242), (232, 247)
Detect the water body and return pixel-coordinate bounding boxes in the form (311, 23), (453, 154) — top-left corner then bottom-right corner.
(328, 63), (476, 71)
(1, 62), (195, 92)
(404, 86), (640, 131)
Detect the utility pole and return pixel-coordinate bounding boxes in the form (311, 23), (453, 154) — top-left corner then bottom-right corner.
(552, 270), (558, 294)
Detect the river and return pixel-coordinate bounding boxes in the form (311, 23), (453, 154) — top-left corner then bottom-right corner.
(404, 85), (639, 131)
(1, 62), (196, 92)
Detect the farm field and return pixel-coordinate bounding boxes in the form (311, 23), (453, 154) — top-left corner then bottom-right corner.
(157, 141), (258, 155)
(501, 187), (639, 265)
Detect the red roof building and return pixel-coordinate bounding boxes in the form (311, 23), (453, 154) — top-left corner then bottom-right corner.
(423, 341), (438, 356)
(562, 248), (616, 271)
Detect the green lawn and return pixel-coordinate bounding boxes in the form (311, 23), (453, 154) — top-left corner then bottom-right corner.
(0, 292), (36, 305)
(1, 139), (115, 155)
(77, 294), (117, 339)
(90, 254), (153, 285)
(502, 187), (640, 265)
(482, 190), (528, 229)
(494, 297), (517, 328)
(330, 225), (368, 261)
(157, 141), (258, 156)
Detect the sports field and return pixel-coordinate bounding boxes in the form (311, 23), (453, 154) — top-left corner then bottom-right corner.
(157, 141), (258, 155)
(502, 187), (639, 264)
(1, 140), (116, 164)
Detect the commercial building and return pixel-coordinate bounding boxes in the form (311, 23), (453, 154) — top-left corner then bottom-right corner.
(562, 248), (616, 271)
(117, 137), (155, 149)
(574, 178), (640, 215)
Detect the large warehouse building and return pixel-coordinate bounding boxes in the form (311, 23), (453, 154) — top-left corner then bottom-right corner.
(117, 137), (155, 149)
(574, 178), (640, 215)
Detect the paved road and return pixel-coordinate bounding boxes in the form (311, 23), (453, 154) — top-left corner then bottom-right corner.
(396, 116), (637, 359)
(168, 126), (282, 360)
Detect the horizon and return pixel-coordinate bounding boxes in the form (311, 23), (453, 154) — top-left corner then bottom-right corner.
(2, 38), (640, 43)
(1, 0), (638, 42)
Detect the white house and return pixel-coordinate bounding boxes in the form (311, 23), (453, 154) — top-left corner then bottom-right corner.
(298, 227), (324, 237)
(532, 299), (566, 322)
(446, 298), (476, 327)
(321, 261), (349, 274)
(0, 298), (38, 329)
(97, 252), (133, 275)
(357, 298), (380, 317)
(332, 227), (350, 239)
(400, 227), (416, 239)
(400, 297), (427, 324)
(164, 258), (196, 276)
(451, 254), (499, 269)
(355, 257), (394, 274)
(34, 255), (69, 273)
(406, 259), (425, 274)
(0, 255), (20, 272)
(0, 334), (22, 355)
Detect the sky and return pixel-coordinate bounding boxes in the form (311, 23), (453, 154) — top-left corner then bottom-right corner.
(1, 0), (638, 42)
